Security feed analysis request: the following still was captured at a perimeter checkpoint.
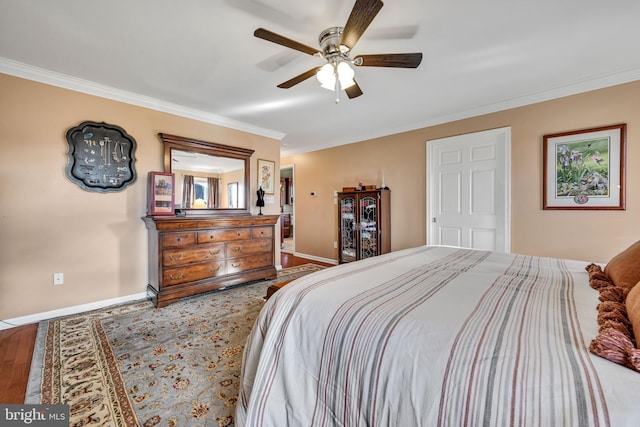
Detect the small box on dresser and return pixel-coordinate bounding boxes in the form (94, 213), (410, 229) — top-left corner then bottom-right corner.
(143, 214), (279, 307)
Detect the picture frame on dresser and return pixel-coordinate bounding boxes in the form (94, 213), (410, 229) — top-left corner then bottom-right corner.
(148, 171), (175, 216)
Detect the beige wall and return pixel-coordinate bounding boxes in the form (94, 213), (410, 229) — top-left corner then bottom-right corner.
(0, 74), (281, 320)
(284, 80), (640, 265)
(2, 73), (638, 321)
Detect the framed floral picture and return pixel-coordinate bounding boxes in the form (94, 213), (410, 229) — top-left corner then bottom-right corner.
(543, 124), (626, 210)
(258, 159), (275, 194)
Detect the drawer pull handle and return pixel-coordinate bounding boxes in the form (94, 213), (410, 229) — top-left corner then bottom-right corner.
(237, 232), (241, 236)
(231, 247), (242, 253)
(168, 253), (184, 261)
(232, 262), (241, 268)
(169, 272), (184, 280)
(178, 224), (184, 228)
(261, 257), (268, 262)
(176, 238), (181, 242)
(260, 243), (269, 249)
(209, 266), (220, 273)
(208, 249), (220, 255)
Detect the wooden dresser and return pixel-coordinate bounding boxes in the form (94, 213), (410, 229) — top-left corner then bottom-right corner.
(143, 215), (279, 307)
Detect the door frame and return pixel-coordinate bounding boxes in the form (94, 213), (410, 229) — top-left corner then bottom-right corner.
(426, 127), (511, 252)
(280, 164), (295, 251)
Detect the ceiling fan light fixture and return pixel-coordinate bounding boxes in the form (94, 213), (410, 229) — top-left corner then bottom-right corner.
(337, 61), (356, 89)
(317, 61), (355, 91)
(317, 63), (336, 90)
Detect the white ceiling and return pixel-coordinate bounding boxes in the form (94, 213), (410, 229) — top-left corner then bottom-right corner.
(1, 0), (640, 157)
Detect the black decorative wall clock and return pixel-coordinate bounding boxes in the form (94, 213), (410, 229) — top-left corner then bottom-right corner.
(65, 121), (137, 192)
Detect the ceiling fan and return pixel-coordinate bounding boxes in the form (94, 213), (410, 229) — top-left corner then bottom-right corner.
(254, 0), (422, 102)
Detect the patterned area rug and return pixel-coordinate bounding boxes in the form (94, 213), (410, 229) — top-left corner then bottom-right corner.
(26, 264), (325, 427)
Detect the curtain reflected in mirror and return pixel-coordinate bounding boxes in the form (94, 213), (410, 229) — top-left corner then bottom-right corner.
(207, 178), (219, 208)
(182, 175), (194, 208)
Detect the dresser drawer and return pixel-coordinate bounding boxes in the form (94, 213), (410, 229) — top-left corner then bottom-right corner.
(226, 238), (272, 257)
(161, 232), (196, 248)
(227, 253), (273, 274)
(155, 221), (194, 231)
(162, 261), (225, 286)
(197, 228), (251, 243)
(251, 227), (273, 239)
(162, 243), (225, 267)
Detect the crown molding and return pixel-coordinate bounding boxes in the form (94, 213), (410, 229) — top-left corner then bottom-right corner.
(0, 57), (285, 141)
(281, 67), (640, 157)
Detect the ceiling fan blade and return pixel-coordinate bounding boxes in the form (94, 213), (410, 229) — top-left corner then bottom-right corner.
(345, 81), (363, 99)
(254, 28), (320, 56)
(354, 53), (423, 68)
(339, 0), (384, 51)
(365, 25), (418, 40)
(277, 67), (321, 89)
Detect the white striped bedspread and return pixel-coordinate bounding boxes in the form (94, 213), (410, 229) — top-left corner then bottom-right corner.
(237, 246), (640, 426)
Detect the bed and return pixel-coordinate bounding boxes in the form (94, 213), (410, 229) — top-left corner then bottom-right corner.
(237, 245), (640, 426)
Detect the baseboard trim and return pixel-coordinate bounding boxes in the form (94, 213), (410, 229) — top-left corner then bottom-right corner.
(0, 292), (148, 330)
(1, 257), (336, 330)
(294, 252), (338, 265)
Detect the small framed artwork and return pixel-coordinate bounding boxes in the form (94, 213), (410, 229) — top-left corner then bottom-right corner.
(258, 159), (275, 194)
(148, 172), (175, 215)
(543, 123), (626, 210)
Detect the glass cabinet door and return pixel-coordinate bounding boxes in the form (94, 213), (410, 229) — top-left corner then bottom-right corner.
(359, 195), (378, 259)
(340, 196), (356, 262)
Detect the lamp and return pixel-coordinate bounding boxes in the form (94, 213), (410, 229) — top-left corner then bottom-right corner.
(316, 61), (356, 91)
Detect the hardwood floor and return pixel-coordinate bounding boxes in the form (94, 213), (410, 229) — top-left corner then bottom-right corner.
(0, 254), (332, 404)
(0, 322), (37, 403)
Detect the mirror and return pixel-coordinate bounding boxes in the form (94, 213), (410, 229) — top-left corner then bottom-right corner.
(159, 133), (254, 215)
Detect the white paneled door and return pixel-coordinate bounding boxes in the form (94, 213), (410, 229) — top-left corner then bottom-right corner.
(426, 127), (511, 252)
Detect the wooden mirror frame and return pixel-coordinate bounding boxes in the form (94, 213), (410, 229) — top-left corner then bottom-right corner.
(159, 133), (254, 216)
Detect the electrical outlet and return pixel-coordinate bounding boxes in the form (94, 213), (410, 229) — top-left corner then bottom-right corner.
(334, 241), (338, 249)
(53, 273), (64, 286)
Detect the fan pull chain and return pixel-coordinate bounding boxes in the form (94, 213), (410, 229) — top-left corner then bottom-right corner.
(334, 65), (341, 103)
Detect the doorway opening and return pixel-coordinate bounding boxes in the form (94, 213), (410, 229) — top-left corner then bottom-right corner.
(280, 165), (295, 253)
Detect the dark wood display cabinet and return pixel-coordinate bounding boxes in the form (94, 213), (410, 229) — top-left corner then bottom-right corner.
(143, 215), (279, 307)
(337, 189), (390, 264)
(280, 213), (291, 239)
